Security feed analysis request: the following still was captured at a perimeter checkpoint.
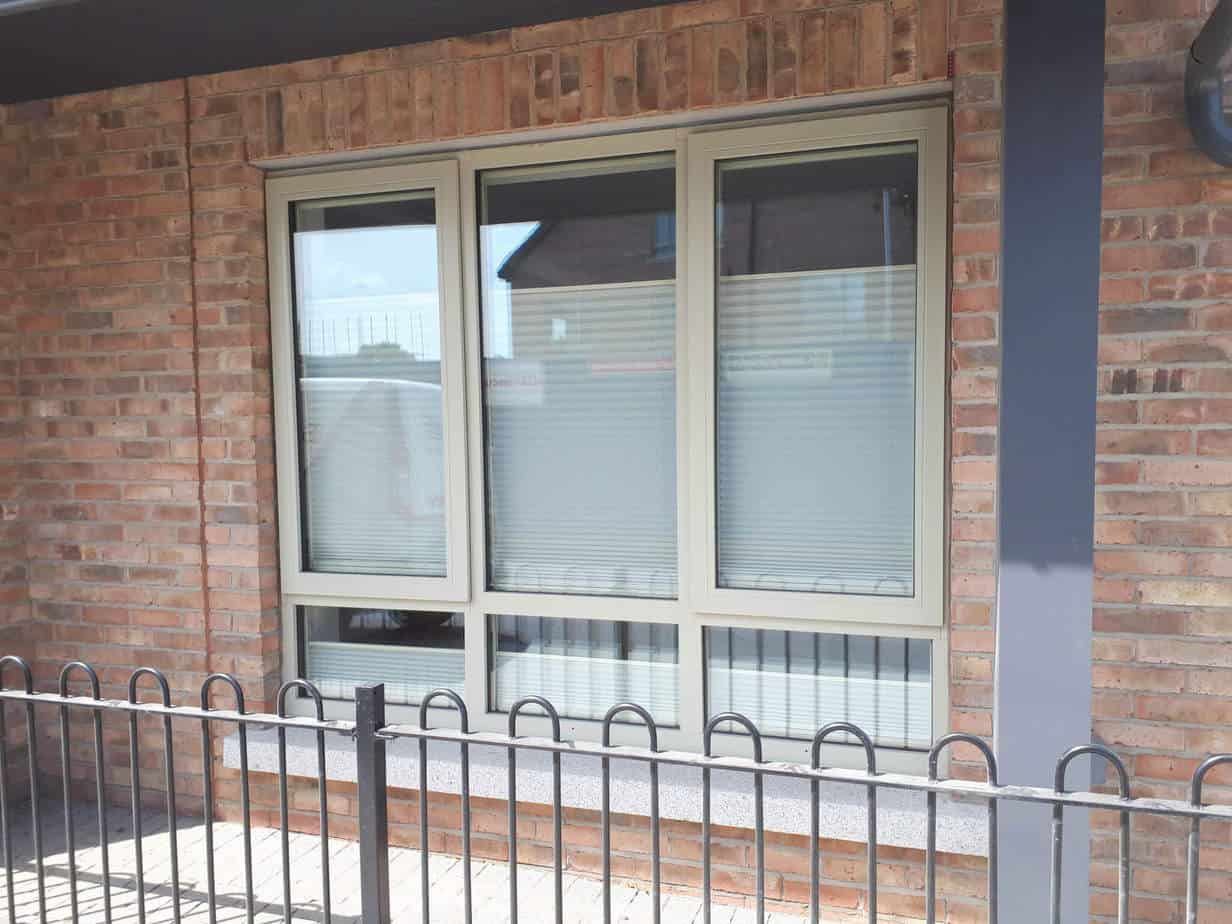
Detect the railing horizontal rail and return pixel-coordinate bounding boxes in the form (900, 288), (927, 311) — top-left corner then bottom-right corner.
(3, 663), (1231, 924)
(5, 687), (1230, 821)
(382, 722), (1232, 821)
(0, 690), (355, 735)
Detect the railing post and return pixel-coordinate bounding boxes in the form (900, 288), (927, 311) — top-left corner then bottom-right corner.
(356, 683), (390, 924)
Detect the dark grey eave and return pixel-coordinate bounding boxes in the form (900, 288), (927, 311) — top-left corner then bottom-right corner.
(0, 0), (677, 105)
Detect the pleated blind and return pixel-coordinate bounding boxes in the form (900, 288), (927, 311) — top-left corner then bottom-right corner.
(480, 156), (678, 598)
(292, 194), (448, 577)
(484, 281), (677, 598)
(491, 616), (680, 726)
(716, 266), (917, 596)
(706, 628), (931, 749)
(299, 377), (446, 575)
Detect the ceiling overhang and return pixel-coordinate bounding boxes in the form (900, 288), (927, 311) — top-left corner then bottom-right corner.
(0, 0), (676, 104)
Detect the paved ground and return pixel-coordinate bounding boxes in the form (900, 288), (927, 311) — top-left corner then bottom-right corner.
(0, 801), (810, 923)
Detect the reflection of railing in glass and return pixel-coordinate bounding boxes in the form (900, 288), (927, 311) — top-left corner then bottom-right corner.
(706, 627), (931, 749)
(491, 615), (680, 727)
(299, 377), (446, 576)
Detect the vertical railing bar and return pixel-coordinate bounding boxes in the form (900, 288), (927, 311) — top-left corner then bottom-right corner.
(200, 711), (216, 924)
(925, 787), (936, 924)
(599, 704), (660, 924)
(507, 737), (518, 924)
(238, 719), (254, 923)
(56, 685), (77, 922)
(1053, 747), (1133, 924)
(1187, 755), (1232, 924)
(461, 733), (473, 924)
(277, 711), (292, 923)
(58, 663), (101, 924)
(126, 670), (175, 924)
(162, 707), (181, 924)
(866, 776), (877, 923)
(419, 732), (430, 924)
(508, 696), (562, 924)
(702, 760), (711, 924)
(200, 674), (249, 924)
(809, 769), (819, 924)
(0, 657), (33, 924)
(25, 694), (45, 924)
(419, 691), (473, 924)
(754, 765), (765, 923)
(0, 700), (11, 924)
(59, 696), (78, 922)
(125, 669), (182, 924)
(926, 734), (997, 924)
(91, 692), (112, 924)
(705, 713), (765, 924)
(601, 747), (612, 924)
(988, 796), (999, 924)
(811, 723), (877, 924)
(129, 701), (146, 924)
(275, 679), (331, 924)
(316, 721), (332, 924)
(1049, 799), (1063, 924)
(650, 754), (661, 924)
(552, 744), (563, 924)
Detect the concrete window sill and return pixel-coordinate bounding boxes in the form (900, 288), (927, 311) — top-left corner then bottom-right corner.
(224, 727), (988, 856)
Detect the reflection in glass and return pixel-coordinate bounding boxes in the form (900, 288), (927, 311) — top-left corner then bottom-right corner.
(715, 145), (919, 596)
(479, 156), (678, 598)
(300, 606), (464, 705)
(706, 627), (931, 748)
(490, 615), (679, 726)
(292, 194), (446, 577)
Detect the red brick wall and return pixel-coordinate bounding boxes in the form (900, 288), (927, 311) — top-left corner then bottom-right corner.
(1094, 2), (1232, 920)
(0, 0), (1007, 918)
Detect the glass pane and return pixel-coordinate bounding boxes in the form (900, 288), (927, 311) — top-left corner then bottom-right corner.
(490, 615), (679, 726)
(292, 193), (446, 577)
(705, 627), (931, 749)
(715, 145), (918, 596)
(300, 606), (464, 706)
(479, 156), (678, 598)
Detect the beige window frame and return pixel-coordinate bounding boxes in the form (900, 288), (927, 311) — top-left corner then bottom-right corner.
(266, 105), (951, 772)
(267, 160), (471, 603)
(685, 107), (949, 630)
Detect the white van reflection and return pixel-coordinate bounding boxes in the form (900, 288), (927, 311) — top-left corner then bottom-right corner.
(299, 377), (446, 575)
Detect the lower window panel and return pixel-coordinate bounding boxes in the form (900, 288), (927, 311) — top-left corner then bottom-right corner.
(299, 606), (464, 706)
(489, 615), (680, 727)
(705, 627), (931, 749)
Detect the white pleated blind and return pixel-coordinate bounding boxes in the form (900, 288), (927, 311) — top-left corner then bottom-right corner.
(307, 641), (464, 706)
(491, 616), (680, 725)
(484, 281), (677, 597)
(292, 198), (448, 577)
(706, 628), (931, 749)
(299, 377), (446, 575)
(716, 266), (917, 596)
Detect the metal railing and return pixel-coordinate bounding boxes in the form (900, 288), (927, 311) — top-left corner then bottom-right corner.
(1, 655), (1231, 923)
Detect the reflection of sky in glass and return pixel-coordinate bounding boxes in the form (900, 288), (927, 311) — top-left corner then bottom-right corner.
(481, 222), (540, 358)
(294, 225), (442, 360)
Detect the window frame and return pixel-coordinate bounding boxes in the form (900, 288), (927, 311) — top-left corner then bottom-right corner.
(267, 106), (952, 772)
(685, 107), (950, 629)
(267, 160), (471, 603)
(457, 130), (700, 751)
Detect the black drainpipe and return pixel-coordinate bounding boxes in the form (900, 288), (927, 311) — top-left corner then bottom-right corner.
(1187, 0), (1232, 166)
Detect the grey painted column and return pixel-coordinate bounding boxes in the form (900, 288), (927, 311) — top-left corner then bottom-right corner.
(995, 1), (1105, 921)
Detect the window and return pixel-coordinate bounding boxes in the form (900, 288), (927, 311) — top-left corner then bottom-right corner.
(477, 156), (678, 599)
(269, 108), (948, 766)
(491, 616), (679, 725)
(301, 606), (464, 706)
(705, 628), (931, 748)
